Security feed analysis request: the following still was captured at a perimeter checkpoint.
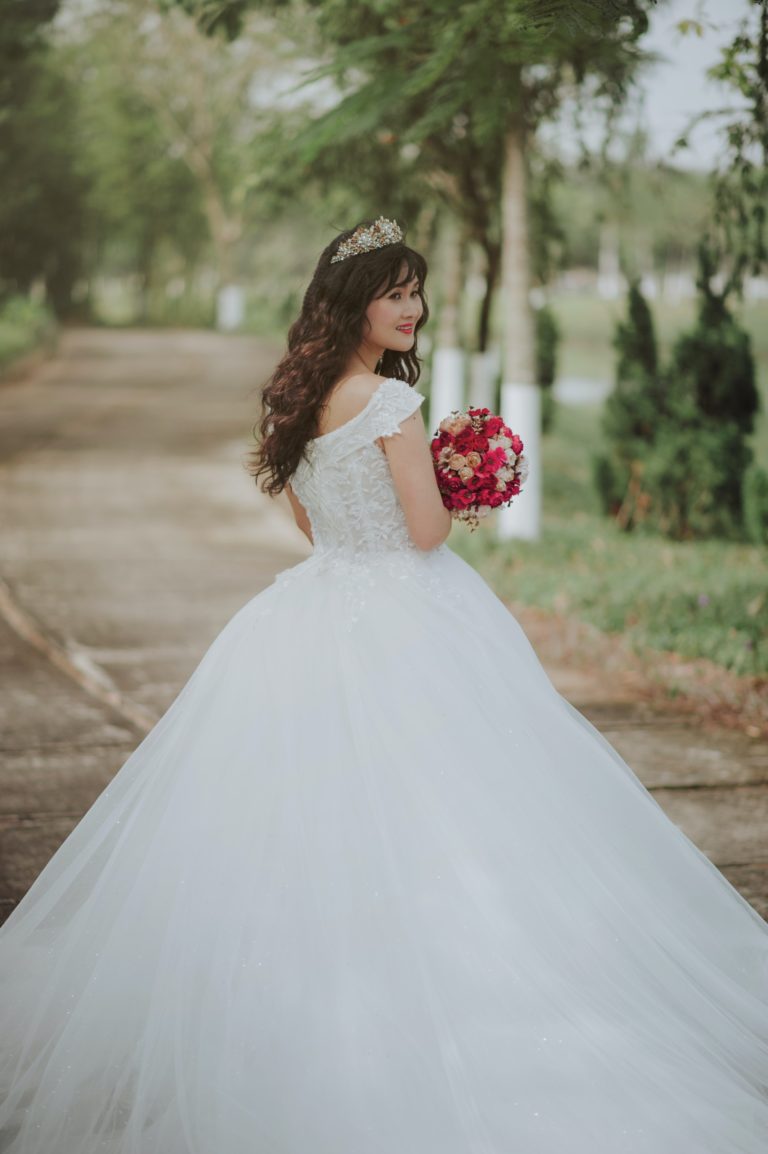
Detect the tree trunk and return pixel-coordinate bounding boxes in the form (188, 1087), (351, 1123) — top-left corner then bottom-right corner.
(477, 240), (500, 355)
(430, 214), (465, 434)
(497, 114), (541, 541)
(436, 214), (462, 349)
(501, 119), (534, 387)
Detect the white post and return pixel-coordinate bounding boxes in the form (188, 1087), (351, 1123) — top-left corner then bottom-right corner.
(216, 284), (245, 332)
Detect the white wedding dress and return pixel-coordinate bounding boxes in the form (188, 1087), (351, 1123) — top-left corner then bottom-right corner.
(0, 376), (766, 1154)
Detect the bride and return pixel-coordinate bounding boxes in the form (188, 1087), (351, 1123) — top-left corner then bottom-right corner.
(0, 217), (766, 1154)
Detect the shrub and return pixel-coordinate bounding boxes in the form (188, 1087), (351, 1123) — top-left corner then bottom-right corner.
(0, 294), (56, 369)
(595, 244), (761, 541)
(592, 280), (663, 528)
(642, 411), (753, 541)
(742, 463), (768, 546)
(534, 303), (559, 434)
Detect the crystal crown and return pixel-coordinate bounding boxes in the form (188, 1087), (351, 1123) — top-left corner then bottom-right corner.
(330, 217), (404, 264)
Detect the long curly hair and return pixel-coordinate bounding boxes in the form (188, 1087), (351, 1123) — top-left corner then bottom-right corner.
(247, 220), (429, 497)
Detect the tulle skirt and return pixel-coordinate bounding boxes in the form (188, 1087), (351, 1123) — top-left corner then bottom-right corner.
(1, 543), (767, 1153)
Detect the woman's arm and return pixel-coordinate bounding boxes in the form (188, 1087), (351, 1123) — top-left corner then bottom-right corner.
(284, 482), (314, 545)
(380, 410), (452, 551)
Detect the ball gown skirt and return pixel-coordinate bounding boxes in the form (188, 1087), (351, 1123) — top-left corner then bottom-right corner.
(0, 538), (766, 1154)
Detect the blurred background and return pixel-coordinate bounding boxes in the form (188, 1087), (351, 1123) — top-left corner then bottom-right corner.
(1, 0), (766, 697)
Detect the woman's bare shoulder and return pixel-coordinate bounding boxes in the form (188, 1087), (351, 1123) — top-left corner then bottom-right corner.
(317, 371), (389, 435)
(331, 370), (389, 401)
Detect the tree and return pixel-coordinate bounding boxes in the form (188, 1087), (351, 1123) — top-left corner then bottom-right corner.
(274, 0), (657, 538)
(675, 0), (768, 291)
(0, 0), (89, 312)
(595, 245), (761, 541)
(71, 61), (209, 322)
(592, 279), (663, 529)
(63, 0), (299, 319)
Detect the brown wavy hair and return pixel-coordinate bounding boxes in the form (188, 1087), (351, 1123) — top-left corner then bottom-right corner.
(246, 219), (429, 496)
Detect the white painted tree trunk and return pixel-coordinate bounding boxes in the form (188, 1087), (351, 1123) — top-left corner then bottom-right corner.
(429, 216), (465, 435)
(468, 348), (498, 411)
(430, 349), (465, 436)
(497, 119), (541, 542)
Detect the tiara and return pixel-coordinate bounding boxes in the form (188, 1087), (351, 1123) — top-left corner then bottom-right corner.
(330, 217), (404, 264)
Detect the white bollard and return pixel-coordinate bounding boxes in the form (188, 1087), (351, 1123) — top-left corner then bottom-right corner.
(496, 381), (541, 541)
(216, 284), (245, 332)
(429, 347), (465, 436)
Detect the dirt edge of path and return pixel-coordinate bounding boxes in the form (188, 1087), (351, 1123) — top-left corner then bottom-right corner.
(507, 600), (768, 741)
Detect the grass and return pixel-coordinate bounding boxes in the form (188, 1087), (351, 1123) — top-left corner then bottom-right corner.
(449, 399), (768, 677)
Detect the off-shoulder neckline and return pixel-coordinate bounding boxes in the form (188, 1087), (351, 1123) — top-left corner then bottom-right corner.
(307, 377), (409, 443)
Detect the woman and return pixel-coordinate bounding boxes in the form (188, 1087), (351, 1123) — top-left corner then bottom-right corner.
(0, 217), (766, 1154)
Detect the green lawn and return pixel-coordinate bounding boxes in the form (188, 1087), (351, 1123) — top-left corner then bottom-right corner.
(450, 307), (768, 677)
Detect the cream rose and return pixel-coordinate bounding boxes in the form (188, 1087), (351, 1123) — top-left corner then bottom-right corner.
(439, 414), (472, 436)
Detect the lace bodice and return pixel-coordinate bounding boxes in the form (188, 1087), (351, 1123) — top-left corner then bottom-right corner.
(270, 377), (461, 631)
(289, 377), (427, 559)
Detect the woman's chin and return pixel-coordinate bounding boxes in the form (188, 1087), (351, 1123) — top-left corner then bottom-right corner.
(385, 336), (416, 353)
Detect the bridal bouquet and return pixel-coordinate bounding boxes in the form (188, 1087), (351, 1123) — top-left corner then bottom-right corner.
(430, 407), (528, 531)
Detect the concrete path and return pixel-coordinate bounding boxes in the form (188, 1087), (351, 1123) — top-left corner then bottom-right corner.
(0, 328), (765, 925)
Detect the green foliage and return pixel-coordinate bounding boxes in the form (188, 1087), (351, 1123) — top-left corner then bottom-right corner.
(742, 463), (768, 546)
(641, 412), (753, 541)
(534, 303), (559, 433)
(615, 277), (657, 379)
(286, 0), (656, 347)
(592, 280), (663, 524)
(0, 296), (56, 369)
(0, 30), (88, 313)
(162, 0), (251, 39)
(594, 247), (762, 541)
(73, 50), (208, 310)
(702, 0), (768, 289)
(669, 268), (759, 439)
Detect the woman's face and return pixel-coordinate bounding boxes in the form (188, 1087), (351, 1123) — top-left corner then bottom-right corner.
(363, 266), (424, 356)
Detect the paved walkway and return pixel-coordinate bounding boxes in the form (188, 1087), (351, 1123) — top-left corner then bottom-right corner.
(0, 329), (765, 924)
